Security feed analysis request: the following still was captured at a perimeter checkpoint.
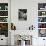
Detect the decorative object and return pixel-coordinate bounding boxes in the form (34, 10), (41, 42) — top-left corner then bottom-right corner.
(38, 23), (46, 28)
(11, 23), (16, 30)
(5, 6), (8, 10)
(42, 12), (45, 15)
(18, 9), (27, 21)
(38, 11), (46, 16)
(29, 25), (35, 30)
(15, 35), (32, 46)
(0, 3), (8, 10)
(39, 29), (46, 37)
(0, 11), (8, 16)
(21, 40), (25, 46)
(38, 3), (46, 37)
(19, 35), (32, 45)
(38, 3), (46, 10)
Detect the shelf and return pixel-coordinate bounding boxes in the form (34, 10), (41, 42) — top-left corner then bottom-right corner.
(38, 16), (46, 17)
(0, 22), (8, 23)
(38, 28), (46, 29)
(38, 22), (46, 23)
(0, 16), (8, 17)
(0, 10), (8, 11)
(38, 10), (46, 11)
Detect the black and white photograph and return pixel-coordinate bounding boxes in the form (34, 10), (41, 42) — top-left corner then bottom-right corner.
(18, 9), (27, 21)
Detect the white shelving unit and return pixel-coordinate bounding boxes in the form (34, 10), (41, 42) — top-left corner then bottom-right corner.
(38, 3), (46, 37)
(0, 1), (9, 45)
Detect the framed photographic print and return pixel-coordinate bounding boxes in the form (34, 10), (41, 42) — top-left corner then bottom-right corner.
(18, 9), (27, 21)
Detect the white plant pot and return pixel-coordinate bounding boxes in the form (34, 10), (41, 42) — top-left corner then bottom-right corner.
(21, 40), (25, 46)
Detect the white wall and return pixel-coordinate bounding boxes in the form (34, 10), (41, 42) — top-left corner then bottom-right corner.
(11, 0), (38, 30)
(11, 0), (46, 46)
(11, 0), (46, 30)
